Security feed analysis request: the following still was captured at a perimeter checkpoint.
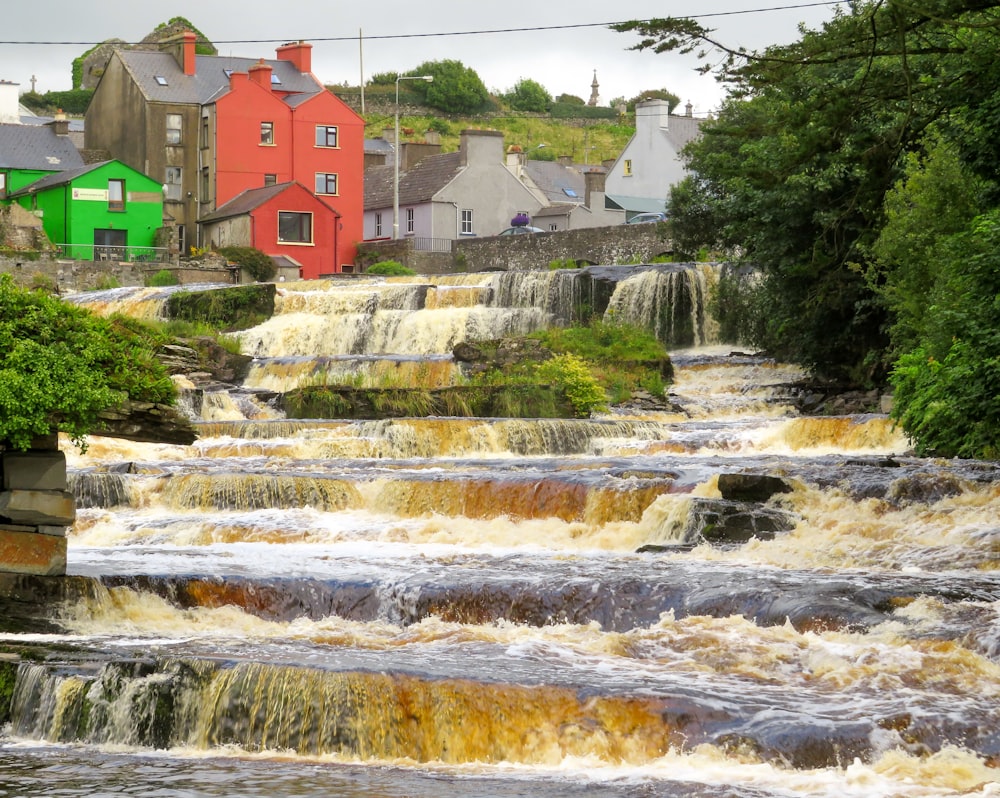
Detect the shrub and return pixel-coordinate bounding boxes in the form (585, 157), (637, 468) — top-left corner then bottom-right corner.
(537, 354), (608, 417)
(216, 246), (277, 282)
(367, 260), (415, 276)
(146, 269), (179, 287)
(0, 275), (175, 450)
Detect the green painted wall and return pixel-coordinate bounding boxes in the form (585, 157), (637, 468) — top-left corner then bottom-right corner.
(18, 162), (163, 260)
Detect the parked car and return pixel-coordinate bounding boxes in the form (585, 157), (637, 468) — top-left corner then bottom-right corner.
(625, 212), (668, 224)
(498, 226), (545, 235)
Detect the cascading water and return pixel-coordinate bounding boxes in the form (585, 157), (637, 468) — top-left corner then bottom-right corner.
(4, 267), (1000, 797)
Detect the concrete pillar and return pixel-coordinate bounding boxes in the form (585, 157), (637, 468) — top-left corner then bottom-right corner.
(0, 444), (72, 576)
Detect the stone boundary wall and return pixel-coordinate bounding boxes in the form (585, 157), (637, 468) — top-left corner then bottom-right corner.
(357, 225), (674, 275)
(456, 224), (673, 272)
(0, 256), (235, 294)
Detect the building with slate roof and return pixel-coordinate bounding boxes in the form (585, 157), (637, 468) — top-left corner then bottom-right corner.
(7, 160), (167, 261)
(504, 152), (624, 231)
(604, 99), (704, 220)
(363, 129), (543, 245)
(200, 181), (341, 279)
(85, 31), (364, 276)
(0, 80), (84, 197)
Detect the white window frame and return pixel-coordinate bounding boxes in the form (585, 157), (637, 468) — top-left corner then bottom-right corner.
(166, 113), (183, 145)
(164, 166), (183, 201)
(375, 213), (383, 238)
(405, 207), (415, 235)
(460, 209), (473, 235)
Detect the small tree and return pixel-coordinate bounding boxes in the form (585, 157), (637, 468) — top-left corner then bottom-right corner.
(503, 79), (552, 112)
(407, 60), (490, 115)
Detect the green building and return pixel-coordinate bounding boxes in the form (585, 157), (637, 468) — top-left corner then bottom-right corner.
(8, 160), (166, 260)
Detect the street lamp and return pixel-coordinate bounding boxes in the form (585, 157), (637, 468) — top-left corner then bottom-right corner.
(393, 74), (434, 239)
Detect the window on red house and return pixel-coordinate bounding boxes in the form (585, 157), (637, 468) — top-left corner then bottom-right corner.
(278, 211), (313, 243)
(315, 125), (338, 147)
(261, 122), (274, 145)
(315, 173), (338, 195)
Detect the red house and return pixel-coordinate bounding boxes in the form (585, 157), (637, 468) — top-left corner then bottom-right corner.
(85, 32), (364, 277)
(199, 182), (340, 280)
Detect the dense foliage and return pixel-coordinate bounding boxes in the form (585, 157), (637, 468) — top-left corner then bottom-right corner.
(502, 79), (553, 112)
(215, 246), (277, 282)
(0, 275), (175, 450)
(366, 260), (416, 276)
(405, 60), (491, 115)
(19, 90), (93, 115)
(615, 1), (1000, 457)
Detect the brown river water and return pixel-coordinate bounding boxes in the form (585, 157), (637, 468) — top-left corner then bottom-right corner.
(3, 268), (999, 797)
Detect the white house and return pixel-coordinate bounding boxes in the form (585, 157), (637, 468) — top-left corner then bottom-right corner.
(604, 99), (703, 220)
(363, 129), (543, 246)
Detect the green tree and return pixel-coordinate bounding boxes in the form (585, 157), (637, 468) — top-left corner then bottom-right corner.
(216, 246), (277, 282)
(627, 89), (680, 113)
(890, 211), (1000, 458)
(503, 78), (552, 112)
(0, 275), (176, 450)
(407, 60), (490, 114)
(615, 2), (1000, 383)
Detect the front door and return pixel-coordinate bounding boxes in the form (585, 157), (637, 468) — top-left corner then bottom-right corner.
(94, 229), (127, 261)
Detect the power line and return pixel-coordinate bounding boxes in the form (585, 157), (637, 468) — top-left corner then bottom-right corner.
(0, 2), (849, 46)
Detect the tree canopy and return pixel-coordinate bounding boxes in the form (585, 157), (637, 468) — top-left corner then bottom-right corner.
(405, 60), (491, 115)
(0, 276), (176, 451)
(502, 79), (553, 112)
(614, 1), (1000, 456)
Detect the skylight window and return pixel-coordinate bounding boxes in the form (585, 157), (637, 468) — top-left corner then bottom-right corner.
(563, 188), (578, 197)
(224, 68), (233, 78)
(271, 74), (282, 85)
(154, 76), (168, 86)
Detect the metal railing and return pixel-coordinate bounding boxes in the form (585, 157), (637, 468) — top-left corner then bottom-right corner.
(53, 244), (175, 263)
(410, 237), (453, 253)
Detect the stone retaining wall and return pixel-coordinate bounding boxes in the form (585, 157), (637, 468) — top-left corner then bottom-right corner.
(0, 256), (235, 293)
(357, 224), (674, 274)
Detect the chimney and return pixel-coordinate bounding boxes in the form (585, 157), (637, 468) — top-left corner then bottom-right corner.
(49, 109), (69, 136)
(276, 40), (312, 73)
(0, 80), (20, 124)
(558, 155), (573, 167)
(458, 129), (504, 168)
(506, 145), (524, 174)
(584, 169), (607, 209)
(249, 60), (273, 91)
(161, 30), (198, 76)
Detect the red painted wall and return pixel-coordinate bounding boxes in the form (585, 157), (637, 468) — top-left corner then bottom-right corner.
(289, 91), (365, 272)
(249, 182), (340, 279)
(212, 69), (364, 274)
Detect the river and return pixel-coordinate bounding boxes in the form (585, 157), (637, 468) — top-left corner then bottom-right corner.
(2, 267), (999, 797)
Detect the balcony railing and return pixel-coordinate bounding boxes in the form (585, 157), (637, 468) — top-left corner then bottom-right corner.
(53, 244), (175, 264)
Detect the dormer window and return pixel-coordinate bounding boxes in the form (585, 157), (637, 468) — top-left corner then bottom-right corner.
(154, 76), (168, 86)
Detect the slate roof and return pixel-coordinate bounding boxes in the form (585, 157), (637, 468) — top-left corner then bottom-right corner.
(364, 151), (463, 209)
(199, 182), (299, 222)
(116, 50), (323, 107)
(0, 123), (85, 171)
(200, 181), (339, 223)
(7, 160), (112, 195)
(523, 160), (586, 204)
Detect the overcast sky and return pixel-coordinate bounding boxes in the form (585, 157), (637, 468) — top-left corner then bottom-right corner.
(2, 1), (842, 116)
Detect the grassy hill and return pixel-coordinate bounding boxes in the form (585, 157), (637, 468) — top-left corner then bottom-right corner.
(363, 112), (634, 165)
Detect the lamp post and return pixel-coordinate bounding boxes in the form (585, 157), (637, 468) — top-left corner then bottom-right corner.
(393, 74), (433, 239)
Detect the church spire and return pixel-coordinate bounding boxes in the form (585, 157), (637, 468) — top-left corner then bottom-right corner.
(588, 70), (600, 107)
